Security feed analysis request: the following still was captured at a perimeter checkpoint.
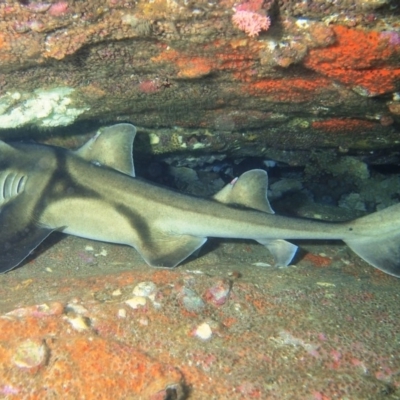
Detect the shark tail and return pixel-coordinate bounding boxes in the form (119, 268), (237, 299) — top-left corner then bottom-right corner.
(344, 203), (400, 277)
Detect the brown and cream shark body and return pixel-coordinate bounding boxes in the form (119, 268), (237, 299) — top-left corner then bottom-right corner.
(0, 123), (400, 277)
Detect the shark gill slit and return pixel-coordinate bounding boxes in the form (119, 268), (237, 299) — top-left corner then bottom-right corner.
(16, 175), (26, 194)
(1, 175), (6, 200)
(3, 173), (12, 199)
(0, 162), (9, 201)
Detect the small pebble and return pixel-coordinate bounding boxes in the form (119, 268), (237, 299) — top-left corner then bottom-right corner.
(316, 282), (336, 287)
(149, 132), (160, 144)
(118, 308), (127, 318)
(66, 315), (90, 331)
(204, 279), (231, 306)
(5, 302), (64, 318)
(12, 339), (48, 369)
(181, 287), (205, 312)
(125, 296), (147, 309)
(132, 281), (157, 297)
(228, 271), (242, 279)
(95, 248), (108, 257)
(252, 262), (271, 267)
(185, 270), (204, 275)
(65, 303), (88, 315)
(194, 322), (212, 341)
(112, 289), (122, 296)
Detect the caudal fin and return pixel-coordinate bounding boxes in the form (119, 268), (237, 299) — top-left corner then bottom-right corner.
(344, 203), (400, 277)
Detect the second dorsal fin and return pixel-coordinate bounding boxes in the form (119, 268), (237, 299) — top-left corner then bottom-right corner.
(213, 169), (274, 214)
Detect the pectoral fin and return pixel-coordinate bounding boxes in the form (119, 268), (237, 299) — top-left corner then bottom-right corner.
(135, 231), (207, 268)
(0, 198), (53, 272)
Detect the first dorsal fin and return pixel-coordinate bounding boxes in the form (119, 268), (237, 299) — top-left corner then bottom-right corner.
(75, 123), (137, 177)
(213, 169), (274, 214)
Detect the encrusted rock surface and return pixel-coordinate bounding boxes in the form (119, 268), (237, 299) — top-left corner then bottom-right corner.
(1, 3), (400, 399)
(0, 0), (398, 158)
(0, 231), (399, 399)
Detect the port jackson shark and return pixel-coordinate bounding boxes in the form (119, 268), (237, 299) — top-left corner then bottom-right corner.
(0, 123), (399, 277)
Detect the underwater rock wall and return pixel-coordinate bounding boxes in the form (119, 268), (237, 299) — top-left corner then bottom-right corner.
(0, 0), (399, 155)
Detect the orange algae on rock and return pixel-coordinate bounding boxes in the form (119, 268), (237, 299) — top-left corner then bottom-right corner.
(151, 49), (213, 78)
(177, 57), (213, 79)
(0, 33), (18, 66)
(246, 76), (332, 102)
(0, 34), (6, 50)
(0, 311), (183, 398)
(152, 39), (263, 81)
(216, 39), (263, 80)
(311, 118), (377, 133)
(61, 337), (182, 397)
(304, 26), (400, 96)
(304, 253), (332, 268)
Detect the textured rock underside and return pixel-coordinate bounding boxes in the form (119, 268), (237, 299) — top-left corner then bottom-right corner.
(0, 0), (399, 161)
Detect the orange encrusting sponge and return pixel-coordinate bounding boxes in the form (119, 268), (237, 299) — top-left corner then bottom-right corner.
(304, 26), (400, 96)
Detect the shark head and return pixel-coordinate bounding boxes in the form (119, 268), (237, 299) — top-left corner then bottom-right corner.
(0, 123), (137, 273)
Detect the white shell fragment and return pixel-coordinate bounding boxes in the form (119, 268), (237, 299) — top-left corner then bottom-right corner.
(252, 262), (272, 267)
(112, 289), (122, 296)
(132, 281), (157, 297)
(194, 322), (213, 341)
(66, 315), (90, 331)
(125, 296), (147, 309)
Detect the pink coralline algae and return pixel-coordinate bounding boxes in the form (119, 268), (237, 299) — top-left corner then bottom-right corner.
(48, 1), (69, 16)
(235, 0), (264, 12)
(232, 10), (271, 37)
(380, 31), (400, 46)
(139, 80), (160, 94)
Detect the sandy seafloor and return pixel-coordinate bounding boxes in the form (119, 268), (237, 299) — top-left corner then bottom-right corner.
(0, 197), (399, 400)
